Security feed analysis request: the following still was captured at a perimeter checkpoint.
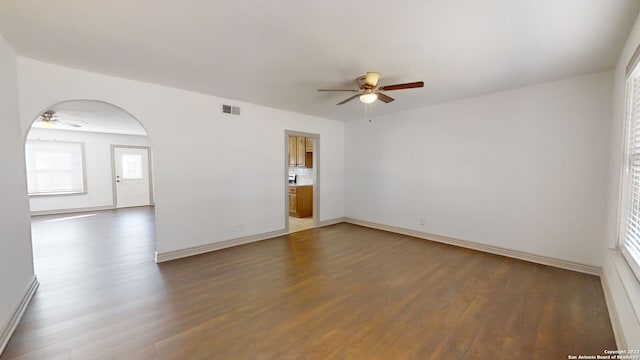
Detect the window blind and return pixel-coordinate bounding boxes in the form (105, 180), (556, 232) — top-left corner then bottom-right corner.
(623, 68), (640, 280)
(25, 141), (85, 195)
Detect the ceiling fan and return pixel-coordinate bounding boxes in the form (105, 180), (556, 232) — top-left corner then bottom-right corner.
(34, 110), (87, 128)
(318, 72), (424, 105)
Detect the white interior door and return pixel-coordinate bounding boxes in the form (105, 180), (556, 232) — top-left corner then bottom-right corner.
(113, 146), (151, 208)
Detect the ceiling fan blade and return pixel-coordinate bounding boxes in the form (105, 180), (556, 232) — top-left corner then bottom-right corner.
(337, 94), (360, 105)
(379, 81), (424, 91)
(61, 121), (83, 128)
(377, 92), (395, 103)
(318, 89), (359, 92)
(364, 72), (380, 88)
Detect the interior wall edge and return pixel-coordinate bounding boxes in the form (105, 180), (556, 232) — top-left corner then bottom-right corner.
(0, 276), (38, 356)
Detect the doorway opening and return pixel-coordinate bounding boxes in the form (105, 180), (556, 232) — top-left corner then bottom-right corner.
(285, 130), (319, 233)
(24, 99), (157, 272)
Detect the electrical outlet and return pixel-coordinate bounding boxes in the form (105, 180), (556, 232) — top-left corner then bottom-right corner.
(419, 217), (426, 226)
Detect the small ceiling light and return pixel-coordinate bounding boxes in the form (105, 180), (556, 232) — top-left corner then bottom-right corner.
(359, 93), (378, 104)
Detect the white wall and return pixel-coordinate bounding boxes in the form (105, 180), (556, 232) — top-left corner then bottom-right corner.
(346, 71), (613, 267)
(17, 58), (345, 255)
(602, 10), (640, 350)
(26, 128), (151, 213)
(0, 35), (35, 351)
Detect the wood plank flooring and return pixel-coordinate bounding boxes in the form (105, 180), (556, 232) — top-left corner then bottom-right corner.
(2, 208), (615, 359)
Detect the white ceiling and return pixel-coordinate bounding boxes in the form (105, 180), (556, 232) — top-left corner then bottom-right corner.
(1, 0), (639, 122)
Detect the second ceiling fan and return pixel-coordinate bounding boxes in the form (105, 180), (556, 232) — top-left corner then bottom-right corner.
(34, 110), (87, 128)
(318, 72), (424, 105)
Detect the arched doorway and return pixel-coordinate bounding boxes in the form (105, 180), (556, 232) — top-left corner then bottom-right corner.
(25, 99), (153, 213)
(23, 99), (157, 271)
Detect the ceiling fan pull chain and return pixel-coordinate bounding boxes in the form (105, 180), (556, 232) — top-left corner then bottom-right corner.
(364, 103), (372, 124)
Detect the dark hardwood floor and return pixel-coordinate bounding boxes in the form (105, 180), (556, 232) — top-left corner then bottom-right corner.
(2, 208), (615, 359)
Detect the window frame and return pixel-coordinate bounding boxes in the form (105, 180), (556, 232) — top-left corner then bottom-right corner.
(25, 140), (87, 197)
(620, 54), (640, 282)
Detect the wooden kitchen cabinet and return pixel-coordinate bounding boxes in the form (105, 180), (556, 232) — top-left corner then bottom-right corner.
(306, 137), (313, 152)
(296, 137), (306, 167)
(288, 136), (297, 166)
(289, 185), (312, 217)
(289, 191), (297, 213)
(289, 136), (313, 168)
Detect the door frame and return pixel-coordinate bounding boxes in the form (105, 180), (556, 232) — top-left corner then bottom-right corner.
(284, 130), (319, 232)
(110, 145), (154, 208)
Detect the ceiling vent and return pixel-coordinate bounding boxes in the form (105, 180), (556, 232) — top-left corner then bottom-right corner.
(222, 104), (240, 115)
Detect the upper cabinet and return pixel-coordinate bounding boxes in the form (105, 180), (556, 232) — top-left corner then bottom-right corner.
(289, 136), (313, 168)
(296, 137), (306, 167)
(288, 136), (297, 166)
(306, 137), (313, 152)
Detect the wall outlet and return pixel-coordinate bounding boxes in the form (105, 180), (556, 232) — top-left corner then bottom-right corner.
(419, 217), (426, 226)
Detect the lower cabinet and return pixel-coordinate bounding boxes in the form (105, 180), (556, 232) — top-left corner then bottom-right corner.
(289, 185), (312, 218)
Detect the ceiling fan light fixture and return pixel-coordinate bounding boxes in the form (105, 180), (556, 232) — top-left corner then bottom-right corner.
(359, 93), (378, 104)
(318, 72), (422, 106)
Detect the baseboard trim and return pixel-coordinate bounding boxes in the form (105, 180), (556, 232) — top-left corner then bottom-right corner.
(156, 216), (600, 275)
(157, 217), (348, 263)
(0, 276), (39, 355)
(344, 218), (601, 276)
(155, 229), (289, 263)
(316, 217), (347, 227)
(31, 205), (115, 217)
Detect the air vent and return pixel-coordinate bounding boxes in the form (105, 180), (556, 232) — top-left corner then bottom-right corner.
(222, 104), (240, 115)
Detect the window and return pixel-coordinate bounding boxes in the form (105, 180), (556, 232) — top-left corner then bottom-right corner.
(621, 53), (640, 281)
(121, 154), (143, 179)
(25, 141), (86, 195)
